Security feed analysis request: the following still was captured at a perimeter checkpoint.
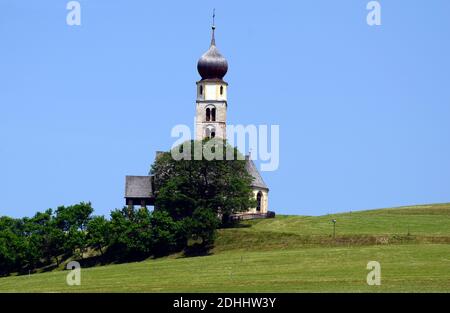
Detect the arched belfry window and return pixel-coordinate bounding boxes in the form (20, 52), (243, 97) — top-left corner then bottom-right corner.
(206, 105), (216, 122)
(256, 191), (263, 212)
(220, 86), (224, 95)
(199, 85), (203, 95)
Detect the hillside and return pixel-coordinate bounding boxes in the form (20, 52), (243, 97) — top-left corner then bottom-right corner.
(215, 202), (450, 252)
(1, 203), (449, 292)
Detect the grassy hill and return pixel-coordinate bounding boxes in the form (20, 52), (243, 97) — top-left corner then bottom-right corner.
(1, 203), (449, 292)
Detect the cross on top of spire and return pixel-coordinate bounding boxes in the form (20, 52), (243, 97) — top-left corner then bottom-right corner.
(211, 8), (216, 46)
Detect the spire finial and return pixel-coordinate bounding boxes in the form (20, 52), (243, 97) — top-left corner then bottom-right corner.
(211, 8), (216, 46)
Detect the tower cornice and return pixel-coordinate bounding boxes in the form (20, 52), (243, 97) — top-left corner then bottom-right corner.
(196, 79), (228, 86)
(196, 99), (228, 106)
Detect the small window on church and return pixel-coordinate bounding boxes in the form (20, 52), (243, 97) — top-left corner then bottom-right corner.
(199, 85), (203, 95)
(220, 86), (224, 95)
(256, 191), (262, 212)
(211, 108), (216, 121)
(206, 108), (210, 121)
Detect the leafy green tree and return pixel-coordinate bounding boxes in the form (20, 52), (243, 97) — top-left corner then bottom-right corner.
(108, 207), (153, 259)
(55, 202), (93, 258)
(26, 209), (65, 266)
(65, 226), (87, 259)
(0, 235), (16, 275)
(43, 220), (65, 267)
(23, 232), (44, 272)
(186, 207), (220, 247)
(150, 210), (184, 256)
(0, 203), (94, 275)
(151, 139), (256, 225)
(86, 216), (110, 256)
(0, 224), (24, 275)
(55, 202), (93, 231)
(20, 217), (44, 272)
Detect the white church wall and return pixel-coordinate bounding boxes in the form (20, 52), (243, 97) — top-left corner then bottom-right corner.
(247, 188), (269, 214)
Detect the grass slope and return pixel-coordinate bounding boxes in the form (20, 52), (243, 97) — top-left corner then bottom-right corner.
(1, 203), (450, 292)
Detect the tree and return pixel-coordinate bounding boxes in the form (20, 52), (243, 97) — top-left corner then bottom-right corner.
(55, 202), (93, 232)
(21, 217), (44, 272)
(23, 232), (44, 272)
(152, 139), (256, 225)
(27, 209), (65, 267)
(108, 207), (153, 259)
(86, 216), (110, 256)
(186, 207), (220, 247)
(0, 203), (95, 275)
(64, 226), (87, 259)
(0, 218), (25, 275)
(55, 202), (93, 258)
(150, 139), (255, 251)
(150, 210), (184, 256)
(43, 219), (65, 267)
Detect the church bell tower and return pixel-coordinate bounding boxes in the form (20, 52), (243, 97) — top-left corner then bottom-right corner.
(195, 15), (228, 140)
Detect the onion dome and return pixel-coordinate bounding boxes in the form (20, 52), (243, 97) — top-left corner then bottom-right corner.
(197, 25), (228, 80)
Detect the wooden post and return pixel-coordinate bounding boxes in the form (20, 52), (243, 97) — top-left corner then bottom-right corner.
(127, 199), (133, 216)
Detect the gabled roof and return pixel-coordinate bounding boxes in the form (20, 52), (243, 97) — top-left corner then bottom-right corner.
(125, 176), (154, 199)
(245, 156), (269, 190)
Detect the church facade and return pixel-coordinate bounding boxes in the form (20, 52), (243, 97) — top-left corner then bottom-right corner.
(125, 22), (271, 219)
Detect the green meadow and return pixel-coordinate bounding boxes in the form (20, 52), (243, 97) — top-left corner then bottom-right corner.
(1, 203), (450, 292)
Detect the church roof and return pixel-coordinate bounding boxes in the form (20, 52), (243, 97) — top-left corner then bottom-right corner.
(125, 176), (154, 199)
(245, 156), (269, 190)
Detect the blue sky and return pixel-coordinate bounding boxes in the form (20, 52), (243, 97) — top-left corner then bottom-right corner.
(1, 0), (450, 218)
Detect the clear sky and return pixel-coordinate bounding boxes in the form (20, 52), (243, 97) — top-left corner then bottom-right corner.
(1, 0), (450, 218)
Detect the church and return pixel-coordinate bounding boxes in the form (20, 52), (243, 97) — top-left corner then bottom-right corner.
(125, 20), (271, 220)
